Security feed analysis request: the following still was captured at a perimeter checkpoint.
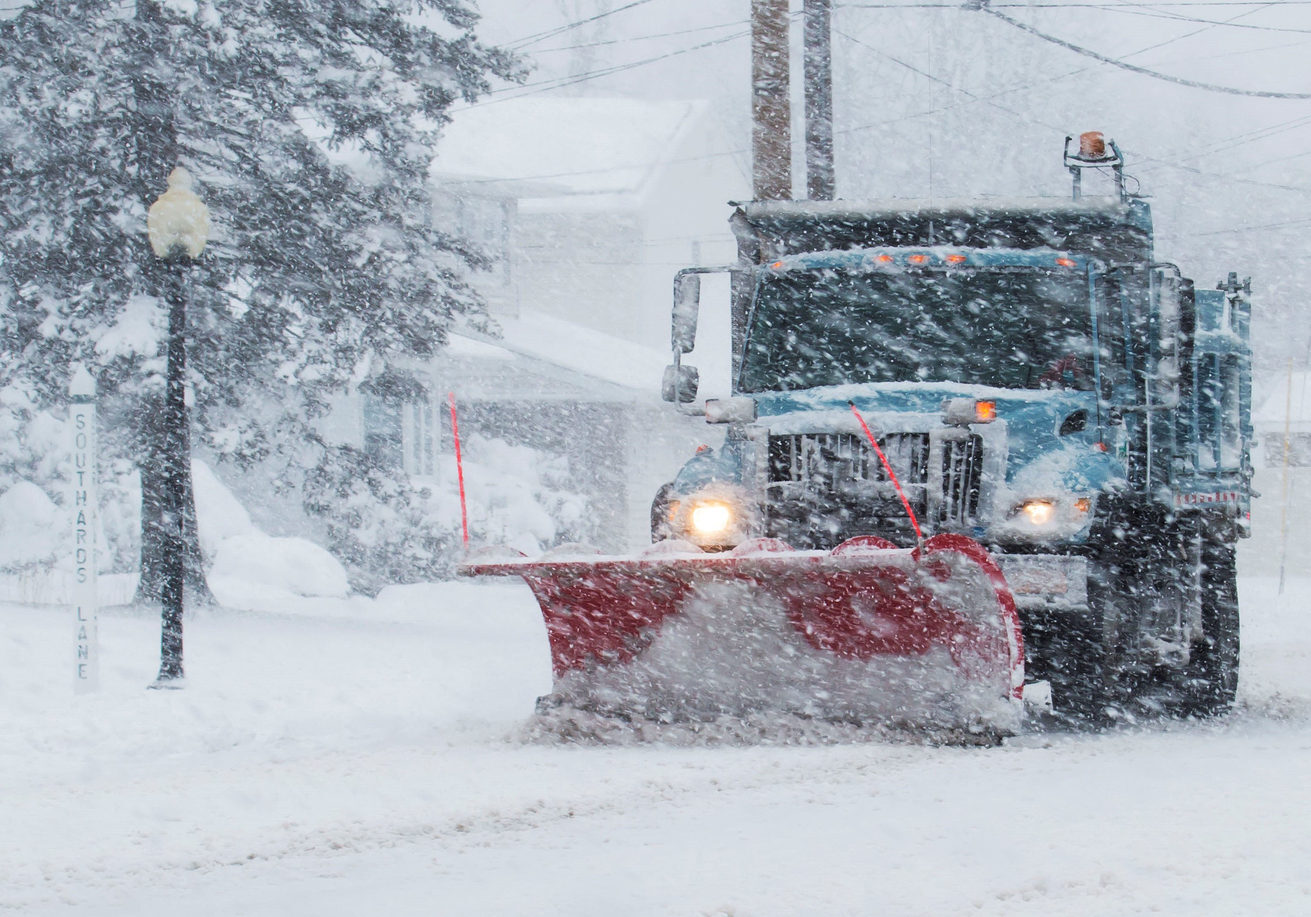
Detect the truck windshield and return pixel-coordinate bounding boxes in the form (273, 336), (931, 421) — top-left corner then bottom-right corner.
(739, 267), (1095, 393)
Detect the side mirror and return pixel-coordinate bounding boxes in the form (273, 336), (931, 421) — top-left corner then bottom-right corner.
(662, 364), (699, 403)
(672, 272), (700, 354)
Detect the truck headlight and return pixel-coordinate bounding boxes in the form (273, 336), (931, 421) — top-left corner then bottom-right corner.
(690, 501), (734, 536)
(670, 487), (755, 548)
(1003, 495), (1093, 538)
(1019, 500), (1054, 526)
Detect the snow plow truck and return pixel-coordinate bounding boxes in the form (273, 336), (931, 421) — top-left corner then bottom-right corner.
(464, 133), (1253, 737)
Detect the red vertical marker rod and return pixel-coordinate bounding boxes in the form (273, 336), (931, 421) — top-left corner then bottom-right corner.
(448, 392), (469, 549)
(849, 402), (923, 544)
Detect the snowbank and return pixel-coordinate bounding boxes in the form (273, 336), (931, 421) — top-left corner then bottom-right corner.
(0, 481), (60, 569)
(209, 530), (350, 600)
(197, 459), (351, 601)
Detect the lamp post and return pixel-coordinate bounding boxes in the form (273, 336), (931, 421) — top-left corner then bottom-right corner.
(146, 167), (209, 686)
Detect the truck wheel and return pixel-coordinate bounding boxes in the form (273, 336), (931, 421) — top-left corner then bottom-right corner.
(1056, 550), (1137, 726)
(1030, 549), (1135, 728)
(1177, 537), (1240, 717)
(1030, 605), (1108, 727)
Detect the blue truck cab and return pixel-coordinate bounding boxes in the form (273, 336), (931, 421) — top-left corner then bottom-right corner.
(654, 137), (1252, 722)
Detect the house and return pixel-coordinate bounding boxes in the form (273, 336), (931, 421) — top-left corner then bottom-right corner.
(321, 97), (750, 554)
(1254, 370), (1311, 467)
(429, 95), (750, 347)
(1240, 369), (1311, 578)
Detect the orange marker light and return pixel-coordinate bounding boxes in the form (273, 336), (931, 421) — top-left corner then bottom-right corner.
(876, 253), (894, 263)
(908, 254), (929, 264)
(1079, 131), (1106, 160)
(771, 261), (784, 269)
(975, 400), (997, 423)
(945, 253), (967, 264)
(1056, 257), (1076, 268)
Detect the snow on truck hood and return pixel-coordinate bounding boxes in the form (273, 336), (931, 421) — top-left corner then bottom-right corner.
(752, 381), (1089, 424)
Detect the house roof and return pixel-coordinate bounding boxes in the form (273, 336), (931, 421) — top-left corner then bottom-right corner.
(430, 97), (707, 208)
(442, 310), (669, 403)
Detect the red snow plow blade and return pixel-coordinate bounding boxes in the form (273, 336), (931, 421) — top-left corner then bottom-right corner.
(462, 534), (1024, 738)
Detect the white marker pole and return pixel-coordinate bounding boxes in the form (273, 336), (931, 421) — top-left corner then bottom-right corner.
(70, 365), (99, 694)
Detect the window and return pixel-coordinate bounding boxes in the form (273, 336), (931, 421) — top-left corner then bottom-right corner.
(741, 267), (1093, 393)
(362, 393), (403, 471)
(362, 372), (436, 477)
(405, 395), (436, 478)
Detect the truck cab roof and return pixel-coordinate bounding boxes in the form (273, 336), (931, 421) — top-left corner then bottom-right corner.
(730, 197), (1153, 265)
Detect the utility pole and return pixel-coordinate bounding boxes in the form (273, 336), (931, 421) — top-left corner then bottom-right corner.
(751, 0), (791, 200)
(803, 0), (835, 200)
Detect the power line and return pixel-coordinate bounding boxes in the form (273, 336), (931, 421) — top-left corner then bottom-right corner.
(505, 0), (658, 50)
(448, 1), (1311, 200)
(1129, 154), (1311, 196)
(839, 1), (1311, 6)
(472, 28), (751, 105)
(835, 27), (1071, 142)
(982, 6), (1311, 98)
(1091, 5), (1311, 34)
(530, 19), (751, 54)
(834, 25), (1311, 197)
(1187, 215), (1311, 237)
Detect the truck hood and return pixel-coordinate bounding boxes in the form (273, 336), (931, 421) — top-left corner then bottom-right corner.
(753, 381), (1091, 427)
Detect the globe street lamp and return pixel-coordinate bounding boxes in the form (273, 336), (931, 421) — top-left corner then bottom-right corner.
(146, 167), (209, 686)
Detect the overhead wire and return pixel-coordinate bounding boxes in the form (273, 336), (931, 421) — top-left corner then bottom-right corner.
(531, 19), (752, 54)
(835, 27), (1070, 137)
(1094, 0), (1281, 59)
(471, 27), (751, 104)
(981, 6), (1311, 98)
(833, 1), (1311, 6)
(457, 8), (1311, 195)
(1167, 215), (1311, 238)
(1087, 5), (1311, 34)
(504, 0), (658, 50)
(451, 0), (1311, 218)
(834, 13), (1311, 197)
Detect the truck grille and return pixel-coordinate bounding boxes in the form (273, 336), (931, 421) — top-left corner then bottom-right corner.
(765, 432), (930, 547)
(939, 434), (984, 524)
(764, 430), (985, 544)
(767, 432), (930, 488)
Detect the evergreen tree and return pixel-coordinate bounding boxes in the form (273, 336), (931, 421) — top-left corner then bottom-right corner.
(0, 0), (520, 599)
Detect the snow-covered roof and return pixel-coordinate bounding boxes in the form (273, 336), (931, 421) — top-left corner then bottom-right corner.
(1255, 371), (1311, 431)
(436, 311), (669, 403)
(495, 310), (669, 392)
(431, 97), (707, 207)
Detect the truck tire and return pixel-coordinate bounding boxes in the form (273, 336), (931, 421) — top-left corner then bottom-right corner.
(1026, 546), (1135, 728)
(1066, 549), (1139, 725)
(1177, 536), (1240, 717)
(1028, 604), (1109, 727)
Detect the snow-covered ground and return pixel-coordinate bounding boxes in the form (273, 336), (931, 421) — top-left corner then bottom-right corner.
(2, 567), (1309, 916)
